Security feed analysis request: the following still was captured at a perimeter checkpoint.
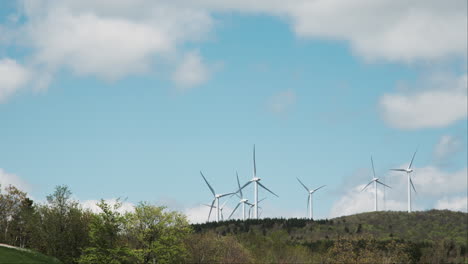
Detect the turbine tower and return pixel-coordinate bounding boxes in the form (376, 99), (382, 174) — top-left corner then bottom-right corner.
(361, 156), (391, 211)
(239, 145), (278, 219)
(200, 171), (236, 222)
(229, 172), (249, 220)
(296, 178), (325, 220)
(390, 150), (418, 213)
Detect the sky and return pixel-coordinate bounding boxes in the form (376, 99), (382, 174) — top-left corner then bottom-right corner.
(0, 0), (467, 222)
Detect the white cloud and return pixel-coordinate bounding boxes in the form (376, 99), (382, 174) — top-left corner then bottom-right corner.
(409, 166), (467, 196)
(267, 89), (296, 115)
(0, 0), (462, 95)
(14, 0), (213, 82)
(0, 58), (30, 102)
(329, 184), (408, 218)
(435, 196), (467, 212)
(288, 0), (467, 62)
(433, 135), (463, 164)
(190, 0), (467, 62)
(81, 198), (135, 214)
(172, 51), (211, 90)
(0, 168), (31, 193)
(379, 74), (467, 129)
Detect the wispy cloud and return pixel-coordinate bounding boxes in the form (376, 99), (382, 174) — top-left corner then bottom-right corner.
(435, 196), (467, 212)
(172, 51), (212, 91)
(0, 168), (31, 193)
(433, 135), (463, 165)
(267, 89), (296, 115)
(379, 74), (467, 129)
(0, 58), (30, 102)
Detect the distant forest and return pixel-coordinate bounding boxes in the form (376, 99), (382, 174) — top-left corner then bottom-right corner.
(1, 184), (467, 263)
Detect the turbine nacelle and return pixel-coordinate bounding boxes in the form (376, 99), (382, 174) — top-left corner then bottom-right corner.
(251, 177), (261, 182)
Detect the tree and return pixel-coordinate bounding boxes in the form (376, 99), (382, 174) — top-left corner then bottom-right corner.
(78, 200), (137, 264)
(36, 185), (91, 264)
(125, 203), (192, 264)
(0, 185), (28, 245)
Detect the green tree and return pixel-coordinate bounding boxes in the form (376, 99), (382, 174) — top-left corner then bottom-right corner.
(36, 185), (91, 264)
(125, 203), (192, 264)
(78, 200), (137, 264)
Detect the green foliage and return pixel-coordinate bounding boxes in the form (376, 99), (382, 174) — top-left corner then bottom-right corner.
(185, 232), (253, 263)
(78, 200), (136, 264)
(125, 203), (192, 264)
(35, 185), (92, 264)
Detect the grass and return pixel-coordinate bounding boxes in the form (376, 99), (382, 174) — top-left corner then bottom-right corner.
(0, 246), (62, 264)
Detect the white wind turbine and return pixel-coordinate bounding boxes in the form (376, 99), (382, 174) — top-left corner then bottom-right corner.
(238, 145), (278, 219)
(228, 172), (249, 220)
(296, 178), (325, 220)
(203, 200), (228, 221)
(200, 171), (236, 222)
(390, 150), (418, 213)
(247, 198), (266, 219)
(361, 156), (391, 211)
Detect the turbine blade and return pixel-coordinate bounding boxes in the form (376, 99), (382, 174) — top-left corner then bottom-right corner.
(219, 192), (237, 198)
(236, 171), (243, 198)
(207, 199), (215, 221)
(371, 156), (376, 178)
(202, 204), (215, 208)
(408, 149), (418, 170)
(390, 169), (407, 172)
(307, 194), (310, 211)
(296, 177), (310, 192)
(313, 185), (326, 192)
(248, 206), (252, 218)
(361, 181), (374, 192)
(258, 197), (267, 204)
(239, 181), (252, 193)
(220, 200), (228, 209)
(228, 202), (241, 219)
(410, 178), (417, 194)
(253, 144), (256, 177)
(200, 171), (216, 196)
(376, 180), (391, 189)
(258, 182), (279, 197)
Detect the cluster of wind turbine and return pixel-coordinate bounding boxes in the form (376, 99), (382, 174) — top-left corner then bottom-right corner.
(390, 150), (418, 213)
(296, 178), (326, 220)
(361, 156), (391, 212)
(228, 172), (249, 220)
(200, 171), (236, 222)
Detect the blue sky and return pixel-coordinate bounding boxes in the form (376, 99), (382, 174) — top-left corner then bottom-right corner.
(0, 0), (466, 221)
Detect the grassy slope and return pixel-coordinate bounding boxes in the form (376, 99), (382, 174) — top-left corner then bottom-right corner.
(192, 209), (468, 245)
(0, 246), (62, 264)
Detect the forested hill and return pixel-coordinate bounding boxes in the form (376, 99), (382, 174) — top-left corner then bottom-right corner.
(192, 210), (467, 245)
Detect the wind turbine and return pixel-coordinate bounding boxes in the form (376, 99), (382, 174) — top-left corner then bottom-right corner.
(361, 156), (391, 211)
(296, 178), (325, 220)
(390, 150), (418, 213)
(238, 145), (279, 219)
(203, 200), (228, 221)
(228, 172), (249, 220)
(247, 198), (266, 218)
(200, 171), (236, 222)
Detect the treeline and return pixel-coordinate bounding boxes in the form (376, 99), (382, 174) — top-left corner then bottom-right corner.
(1, 184), (467, 264)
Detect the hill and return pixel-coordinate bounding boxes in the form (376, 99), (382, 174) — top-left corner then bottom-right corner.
(191, 209), (468, 263)
(0, 245), (62, 264)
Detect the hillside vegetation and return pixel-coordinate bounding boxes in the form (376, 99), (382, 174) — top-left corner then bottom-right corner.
(1, 184), (466, 263)
(191, 210), (468, 263)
